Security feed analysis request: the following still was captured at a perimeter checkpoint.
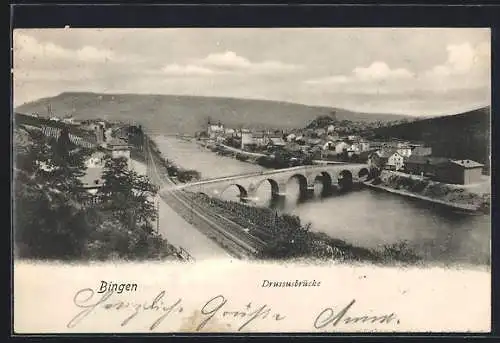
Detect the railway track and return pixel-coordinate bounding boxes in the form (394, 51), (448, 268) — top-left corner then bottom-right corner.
(144, 138), (264, 259)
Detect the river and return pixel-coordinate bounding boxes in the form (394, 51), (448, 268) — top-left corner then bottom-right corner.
(153, 135), (491, 266)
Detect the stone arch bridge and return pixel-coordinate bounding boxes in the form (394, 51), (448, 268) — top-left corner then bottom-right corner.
(164, 163), (371, 203)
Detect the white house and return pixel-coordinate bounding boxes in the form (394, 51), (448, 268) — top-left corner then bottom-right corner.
(322, 141), (335, 151)
(85, 152), (106, 169)
(224, 128), (236, 136)
(241, 131), (254, 149)
(386, 152), (405, 171)
(286, 133), (297, 142)
(327, 124), (335, 134)
(335, 141), (350, 154)
(253, 132), (268, 147)
(359, 141), (371, 152)
(208, 123), (225, 138)
(397, 145), (413, 158)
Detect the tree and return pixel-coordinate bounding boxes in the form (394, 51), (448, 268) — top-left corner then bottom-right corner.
(14, 127), (93, 259)
(97, 156), (166, 258)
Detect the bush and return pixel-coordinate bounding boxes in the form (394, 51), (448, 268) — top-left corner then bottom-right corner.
(177, 169), (201, 183)
(379, 241), (420, 264)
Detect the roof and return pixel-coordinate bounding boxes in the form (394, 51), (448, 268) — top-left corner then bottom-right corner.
(80, 167), (104, 188)
(406, 155), (450, 166)
(108, 138), (130, 148)
(269, 137), (285, 145)
(450, 159), (484, 168)
(411, 146), (432, 156)
(377, 148), (398, 158)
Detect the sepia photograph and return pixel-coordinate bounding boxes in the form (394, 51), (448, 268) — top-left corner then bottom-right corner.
(12, 27), (491, 333)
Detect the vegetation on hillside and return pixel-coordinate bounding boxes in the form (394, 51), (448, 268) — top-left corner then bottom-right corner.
(15, 92), (412, 134)
(305, 113), (414, 135)
(369, 107), (491, 172)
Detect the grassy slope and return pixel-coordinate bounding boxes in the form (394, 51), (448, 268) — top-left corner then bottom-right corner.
(16, 92), (412, 134)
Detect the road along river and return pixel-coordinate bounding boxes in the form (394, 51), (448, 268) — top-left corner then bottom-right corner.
(130, 159), (232, 260)
(152, 135), (491, 266)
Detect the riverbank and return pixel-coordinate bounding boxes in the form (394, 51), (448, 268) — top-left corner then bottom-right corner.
(146, 134), (490, 266)
(142, 135), (423, 264)
(196, 139), (346, 168)
(186, 191), (422, 264)
(129, 157), (232, 261)
(367, 170), (490, 214)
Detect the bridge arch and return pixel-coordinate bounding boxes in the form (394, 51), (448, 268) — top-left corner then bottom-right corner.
(218, 183), (248, 201)
(254, 178), (281, 197)
(287, 173), (309, 200)
(312, 171), (334, 196)
(337, 169), (353, 191)
(357, 167), (370, 181)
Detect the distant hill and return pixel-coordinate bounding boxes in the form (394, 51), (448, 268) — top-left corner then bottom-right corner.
(15, 92), (412, 134)
(371, 106), (491, 171)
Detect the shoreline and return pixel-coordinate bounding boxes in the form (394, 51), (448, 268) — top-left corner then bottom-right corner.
(365, 170), (490, 215)
(364, 182), (480, 212)
(195, 138), (348, 167)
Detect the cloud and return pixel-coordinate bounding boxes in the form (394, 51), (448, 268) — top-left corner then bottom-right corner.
(161, 50), (301, 77)
(353, 62), (414, 81)
(304, 41), (490, 95)
(200, 51), (251, 69)
(424, 42), (490, 78)
(305, 61), (414, 86)
(14, 32), (121, 64)
(161, 64), (216, 76)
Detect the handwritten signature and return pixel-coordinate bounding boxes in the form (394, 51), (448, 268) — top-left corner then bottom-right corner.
(313, 299), (400, 329)
(67, 289), (285, 331)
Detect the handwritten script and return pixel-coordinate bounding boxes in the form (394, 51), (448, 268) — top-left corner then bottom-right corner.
(67, 288), (285, 331)
(67, 289), (399, 331)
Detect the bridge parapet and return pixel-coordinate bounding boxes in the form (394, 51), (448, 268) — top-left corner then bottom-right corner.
(176, 163), (370, 202)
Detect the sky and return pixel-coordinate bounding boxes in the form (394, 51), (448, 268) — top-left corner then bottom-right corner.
(12, 28), (491, 116)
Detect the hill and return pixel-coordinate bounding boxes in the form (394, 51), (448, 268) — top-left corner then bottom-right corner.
(15, 92), (412, 134)
(370, 106), (491, 171)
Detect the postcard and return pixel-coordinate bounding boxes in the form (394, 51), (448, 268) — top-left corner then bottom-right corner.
(12, 28), (491, 333)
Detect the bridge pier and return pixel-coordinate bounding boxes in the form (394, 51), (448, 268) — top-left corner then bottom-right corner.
(269, 193), (286, 209)
(304, 187), (316, 201)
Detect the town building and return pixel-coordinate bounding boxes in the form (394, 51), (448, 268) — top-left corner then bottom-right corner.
(286, 133), (297, 142)
(207, 123), (225, 139)
(443, 160), (484, 184)
(241, 130), (254, 149)
(397, 145), (413, 158)
(386, 151), (405, 171)
(367, 148), (401, 170)
(108, 138), (131, 169)
(268, 136), (286, 147)
(359, 141), (371, 152)
(335, 141), (350, 155)
(411, 146), (433, 157)
(224, 128), (236, 137)
(85, 151), (106, 169)
(322, 140), (336, 151)
(404, 155), (450, 177)
(253, 132), (268, 147)
(405, 156), (484, 184)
